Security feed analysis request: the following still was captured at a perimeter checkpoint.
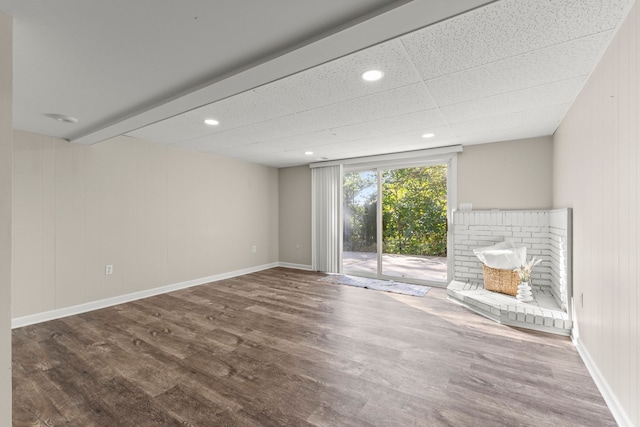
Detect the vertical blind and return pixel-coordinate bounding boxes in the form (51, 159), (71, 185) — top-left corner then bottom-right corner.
(311, 165), (342, 273)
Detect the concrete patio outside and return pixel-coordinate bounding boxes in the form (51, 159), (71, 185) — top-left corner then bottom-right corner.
(343, 251), (447, 283)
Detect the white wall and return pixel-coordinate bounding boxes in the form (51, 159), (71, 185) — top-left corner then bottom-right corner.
(458, 137), (553, 210)
(0, 11), (11, 425)
(12, 132), (279, 318)
(278, 166), (312, 267)
(554, 2), (639, 425)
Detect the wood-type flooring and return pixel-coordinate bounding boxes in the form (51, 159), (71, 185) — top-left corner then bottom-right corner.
(12, 267), (616, 426)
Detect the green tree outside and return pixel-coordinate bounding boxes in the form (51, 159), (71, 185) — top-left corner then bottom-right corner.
(343, 171), (377, 253)
(382, 165), (447, 257)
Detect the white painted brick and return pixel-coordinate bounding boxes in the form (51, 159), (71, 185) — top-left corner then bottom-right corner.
(469, 230), (497, 237)
(467, 214), (475, 226)
(462, 239), (497, 246)
(536, 213), (548, 226)
(523, 238), (542, 244)
(492, 231), (515, 237)
(525, 314), (535, 323)
(564, 319), (573, 330)
(514, 232), (532, 238)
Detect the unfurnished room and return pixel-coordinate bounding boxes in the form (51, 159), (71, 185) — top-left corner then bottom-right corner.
(0, 0), (638, 426)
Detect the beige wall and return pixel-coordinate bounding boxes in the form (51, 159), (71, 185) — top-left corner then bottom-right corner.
(458, 137), (553, 210)
(554, 3), (639, 425)
(278, 166), (312, 267)
(277, 139), (554, 270)
(0, 11), (11, 425)
(12, 132), (279, 318)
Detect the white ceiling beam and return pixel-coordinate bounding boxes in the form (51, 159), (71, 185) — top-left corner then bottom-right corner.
(70, 0), (495, 145)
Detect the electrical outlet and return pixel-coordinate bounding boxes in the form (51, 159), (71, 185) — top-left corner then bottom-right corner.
(252, 245), (257, 253)
(105, 264), (113, 275)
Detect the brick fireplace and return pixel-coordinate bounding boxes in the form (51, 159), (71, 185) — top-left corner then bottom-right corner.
(447, 209), (573, 334)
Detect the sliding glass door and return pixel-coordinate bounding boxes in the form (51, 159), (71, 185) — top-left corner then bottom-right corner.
(380, 165), (448, 283)
(342, 164), (449, 285)
(342, 170), (378, 276)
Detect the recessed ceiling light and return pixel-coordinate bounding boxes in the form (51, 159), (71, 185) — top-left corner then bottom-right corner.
(422, 133), (435, 138)
(45, 113), (78, 124)
(204, 119), (219, 126)
(304, 151), (314, 155)
(362, 70), (384, 82)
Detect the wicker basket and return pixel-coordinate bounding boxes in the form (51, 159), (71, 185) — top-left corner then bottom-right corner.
(482, 264), (520, 296)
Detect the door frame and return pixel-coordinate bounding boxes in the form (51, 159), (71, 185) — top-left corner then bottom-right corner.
(341, 152), (457, 287)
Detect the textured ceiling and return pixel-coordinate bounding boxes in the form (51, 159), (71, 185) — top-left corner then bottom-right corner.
(3, 0), (635, 168)
(127, 0), (634, 167)
(4, 0), (494, 145)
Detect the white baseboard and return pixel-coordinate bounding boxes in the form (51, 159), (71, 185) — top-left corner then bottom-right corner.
(573, 336), (633, 427)
(11, 262), (279, 329)
(278, 262), (313, 271)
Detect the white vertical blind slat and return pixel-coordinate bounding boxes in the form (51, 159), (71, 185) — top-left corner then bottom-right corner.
(311, 165), (342, 273)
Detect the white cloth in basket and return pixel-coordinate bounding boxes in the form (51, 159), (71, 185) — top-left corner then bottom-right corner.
(473, 241), (526, 270)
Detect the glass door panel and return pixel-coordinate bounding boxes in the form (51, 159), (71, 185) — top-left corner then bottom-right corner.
(381, 165), (448, 283)
(342, 170), (378, 276)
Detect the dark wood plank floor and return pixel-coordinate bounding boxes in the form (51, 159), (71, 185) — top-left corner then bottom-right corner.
(12, 268), (616, 426)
